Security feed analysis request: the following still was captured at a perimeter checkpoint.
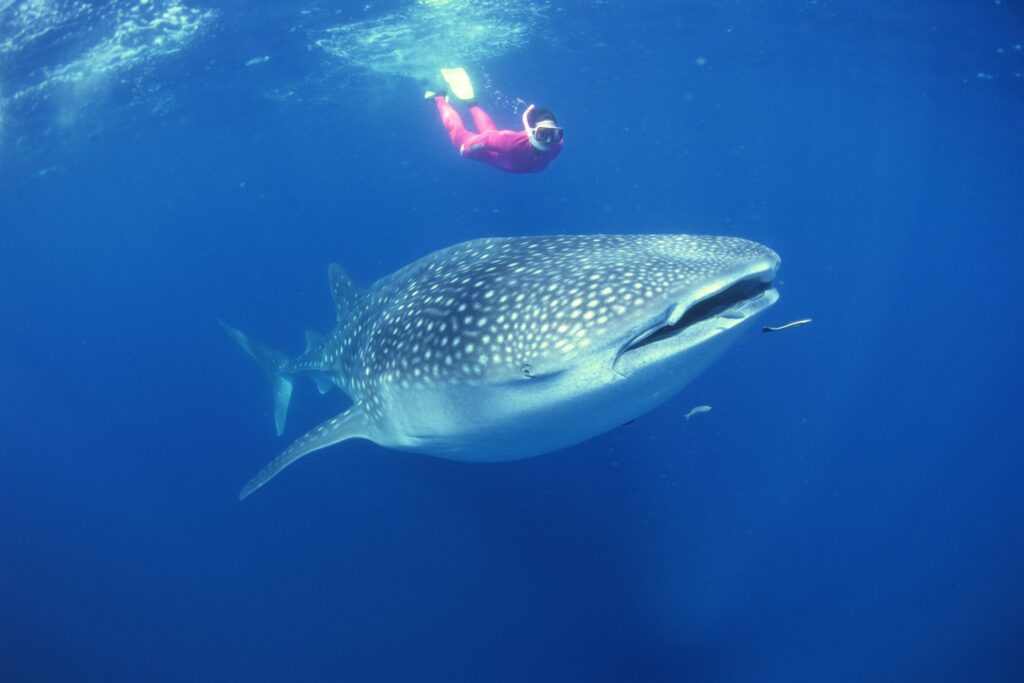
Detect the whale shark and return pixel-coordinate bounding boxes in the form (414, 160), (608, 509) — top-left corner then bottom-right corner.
(222, 234), (780, 499)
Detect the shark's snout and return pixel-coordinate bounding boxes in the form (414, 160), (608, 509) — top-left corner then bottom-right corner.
(614, 251), (780, 374)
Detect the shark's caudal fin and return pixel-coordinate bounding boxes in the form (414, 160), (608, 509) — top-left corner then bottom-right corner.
(219, 320), (294, 436)
(239, 404), (369, 500)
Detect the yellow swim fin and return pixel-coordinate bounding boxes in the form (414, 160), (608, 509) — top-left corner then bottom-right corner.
(440, 67), (475, 101)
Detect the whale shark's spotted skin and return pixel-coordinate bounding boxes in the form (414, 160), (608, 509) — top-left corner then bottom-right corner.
(295, 236), (771, 420)
(224, 234), (780, 499)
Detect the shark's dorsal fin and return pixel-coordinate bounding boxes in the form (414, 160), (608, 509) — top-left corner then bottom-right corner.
(304, 330), (324, 353)
(238, 403), (370, 500)
(328, 263), (359, 322)
(310, 373), (333, 395)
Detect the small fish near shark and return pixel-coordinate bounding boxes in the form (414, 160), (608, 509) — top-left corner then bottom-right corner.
(763, 318), (811, 333)
(222, 234), (781, 499)
(684, 405), (712, 420)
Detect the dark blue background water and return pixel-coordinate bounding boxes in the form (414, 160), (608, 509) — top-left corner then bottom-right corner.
(2, 1), (1022, 680)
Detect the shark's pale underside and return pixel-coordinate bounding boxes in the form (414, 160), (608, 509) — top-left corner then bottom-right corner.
(222, 234), (780, 499)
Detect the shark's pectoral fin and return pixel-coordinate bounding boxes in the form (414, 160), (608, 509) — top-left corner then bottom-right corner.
(238, 404), (370, 501)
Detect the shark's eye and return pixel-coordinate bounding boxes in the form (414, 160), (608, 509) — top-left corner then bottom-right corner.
(521, 364), (533, 378)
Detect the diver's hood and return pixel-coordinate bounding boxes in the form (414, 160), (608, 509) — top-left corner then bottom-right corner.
(522, 104), (550, 151)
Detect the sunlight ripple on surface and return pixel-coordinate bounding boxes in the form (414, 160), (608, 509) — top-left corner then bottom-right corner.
(2, 0), (215, 102)
(316, 0), (548, 80)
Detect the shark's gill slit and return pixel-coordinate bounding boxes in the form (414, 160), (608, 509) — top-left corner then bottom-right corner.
(624, 276), (774, 353)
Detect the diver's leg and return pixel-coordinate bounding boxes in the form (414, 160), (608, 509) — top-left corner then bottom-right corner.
(469, 105), (497, 133)
(435, 95), (474, 149)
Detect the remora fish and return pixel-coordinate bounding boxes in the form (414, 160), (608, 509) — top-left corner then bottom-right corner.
(223, 234), (780, 499)
(685, 405), (712, 420)
(763, 318), (811, 333)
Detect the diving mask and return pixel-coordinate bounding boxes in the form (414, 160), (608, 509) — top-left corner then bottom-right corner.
(522, 104), (564, 150)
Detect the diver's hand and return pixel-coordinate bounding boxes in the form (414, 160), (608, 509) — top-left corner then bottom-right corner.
(460, 143), (485, 155)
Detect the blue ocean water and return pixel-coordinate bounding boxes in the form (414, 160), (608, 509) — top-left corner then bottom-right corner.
(1, 0), (1022, 680)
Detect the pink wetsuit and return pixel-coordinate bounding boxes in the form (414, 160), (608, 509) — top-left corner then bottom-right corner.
(435, 96), (562, 174)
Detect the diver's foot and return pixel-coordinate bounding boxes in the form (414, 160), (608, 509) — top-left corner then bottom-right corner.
(420, 72), (447, 99)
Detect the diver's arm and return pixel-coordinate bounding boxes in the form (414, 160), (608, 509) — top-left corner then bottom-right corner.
(461, 130), (514, 155)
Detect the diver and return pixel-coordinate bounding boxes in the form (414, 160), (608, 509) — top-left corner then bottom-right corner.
(425, 68), (563, 174)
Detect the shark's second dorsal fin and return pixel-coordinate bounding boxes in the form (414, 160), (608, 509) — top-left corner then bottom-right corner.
(309, 373), (333, 395)
(304, 330), (324, 353)
(238, 403), (371, 500)
(328, 263), (359, 322)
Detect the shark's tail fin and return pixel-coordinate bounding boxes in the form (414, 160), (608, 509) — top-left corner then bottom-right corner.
(219, 320), (294, 436)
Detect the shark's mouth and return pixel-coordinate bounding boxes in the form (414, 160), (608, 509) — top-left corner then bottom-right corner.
(621, 274), (776, 355)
